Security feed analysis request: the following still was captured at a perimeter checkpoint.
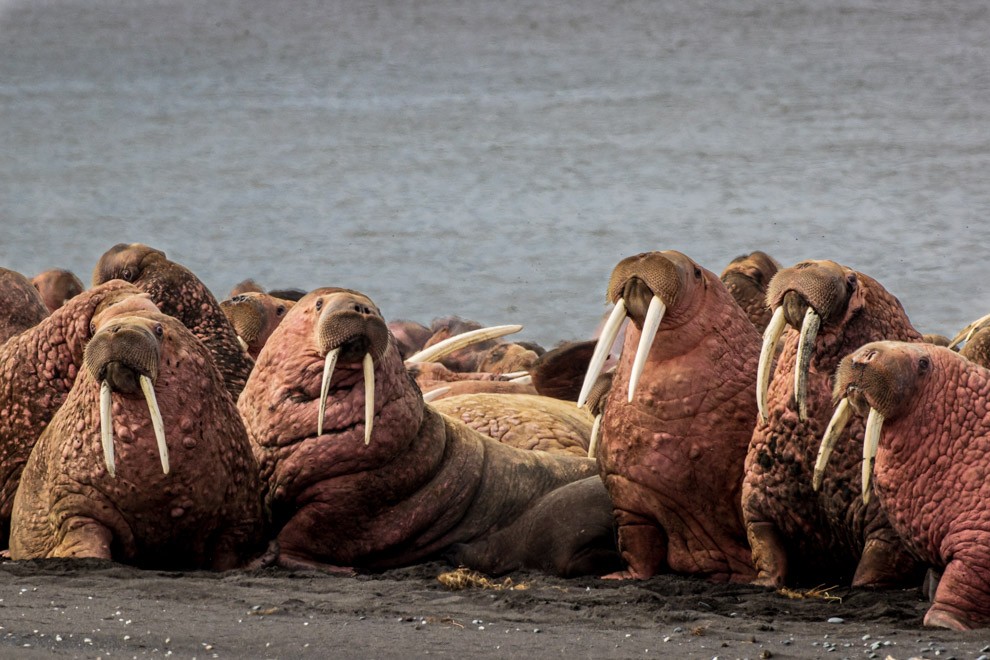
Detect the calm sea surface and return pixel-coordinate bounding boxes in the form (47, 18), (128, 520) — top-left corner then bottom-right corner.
(2, 0), (989, 346)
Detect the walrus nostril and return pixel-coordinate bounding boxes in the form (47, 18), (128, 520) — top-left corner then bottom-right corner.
(854, 349), (878, 365)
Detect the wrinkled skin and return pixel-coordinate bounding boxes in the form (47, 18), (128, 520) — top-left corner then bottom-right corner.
(432, 393), (594, 455)
(220, 292), (294, 360)
(421, 316), (537, 373)
(831, 341), (990, 629)
(92, 243), (253, 399)
(720, 251), (780, 332)
(32, 268), (85, 313)
(530, 340), (596, 401)
(0, 268), (49, 345)
(408, 362), (536, 398)
(446, 477), (621, 577)
(0, 281), (155, 544)
(744, 260), (923, 588)
(10, 309), (263, 569)
(959, 325), (990, 368)
(595, 251), (759, 582)
(422, 379), (538, 401)
(238, 288), (598, 573)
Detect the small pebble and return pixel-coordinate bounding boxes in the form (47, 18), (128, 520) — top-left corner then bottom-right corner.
(826, 617), (844, 624)
(673, 627), (683, 633)
(533, 628), (541, 634)
(982, 646), (990, 654)
(862, 635), (871, 641)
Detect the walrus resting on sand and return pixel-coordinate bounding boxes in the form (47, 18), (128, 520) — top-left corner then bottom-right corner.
(238, 287), (617, 576)
(818, 341), (990, 630)
(10, 308), (264, 569)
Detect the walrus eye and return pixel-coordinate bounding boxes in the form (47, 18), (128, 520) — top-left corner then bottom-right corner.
(918, 356), (931, 374)
(694, 266), (702, 279)
(154, 324), (164, 338)
(121, 268), (134, 282)
(846, 273), (857, 292)
(276, 306), (285, 317)
(315, 299), (323, 312)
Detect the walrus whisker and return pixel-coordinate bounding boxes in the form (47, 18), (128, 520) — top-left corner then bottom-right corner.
(628, 295), (666, 403)
(404, 325), (523, 364)
(757, 306), (786, 422)
(813, 397), (851, 491)
(140, 374), (169, 475)
(363, 352), (375, 445)
(577, 298), (626, 409)
(862, 407), (884, 504)
(317, 348), (340, 437)
(100, 379), (116, 478)
(587, 413), (602, 459)
(794, 307), (821, 422)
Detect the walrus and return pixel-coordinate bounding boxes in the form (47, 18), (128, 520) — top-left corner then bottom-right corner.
(819, 341), (990, 629)
(0, 267), (49, 345)
(719, 250), (780, 332)
(237, 287), (607, 575)
(92, 243), (253, 399)
(745, 260), (923, 587)
(219, 292), (295, 360)
(0, 281), (156, 544)
(578, 250), (759, 582)
(10, 308), (264, 568)
(31, 268), (85, 313)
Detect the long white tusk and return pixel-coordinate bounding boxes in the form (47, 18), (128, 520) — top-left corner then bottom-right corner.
(404, 325), (523, 364)
(237, 335), (249, 353)
(139, 375), (169, 475)
(100, 380), (115, 478)
(862, 407), (885, 504)
(422, 386), (450, 403)
(363, 353), (375, 445)
(813, 397), (851, 491)
(949, 311), (990, 349)
(500, 370), (530, 380)
(317, 348), (340, 436)
(757, 306), (787, 422)
(508, 374), (532, 384)
(794, 307), (821, 422)
(627, 295), (666, 403)
(576, 299), (627, 409)
(587, 413), (602, 459)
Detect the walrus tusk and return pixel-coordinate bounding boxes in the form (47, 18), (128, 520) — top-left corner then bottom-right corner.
(948, 311), (990, 349)
(404, 325), (523, 364)
(587, 413), (602, 459)
(862, 407), (884, 504)
(501, 370), (529, 380)
(140, 375), (169, 475)
(100, 379), (115, 478)
(577, 299), (627, 409)
(794, 307), (821, 421)
(627, 295), (666, 403)
(363, 352), (375, 445)
(757, 306), (787, 422)
(237, 335), (249, 353)
(421, 386), (450, 403)
(508, 374), (532, 384)
(317, 348), (340, 437)
(813, 397), (851, 491)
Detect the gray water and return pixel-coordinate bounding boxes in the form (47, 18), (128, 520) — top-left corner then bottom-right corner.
(2, 0), (989, 347)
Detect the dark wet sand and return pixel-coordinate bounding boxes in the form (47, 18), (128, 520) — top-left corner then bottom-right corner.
(0, 559), (986, 659)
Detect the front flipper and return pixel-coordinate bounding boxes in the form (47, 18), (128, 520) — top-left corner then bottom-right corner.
(603, 509), (665, 580)
(747, 520), (787, 587)
(52, 516), (113, 559)
(851, 534), (922, 588)
(924, 557), (990, 630)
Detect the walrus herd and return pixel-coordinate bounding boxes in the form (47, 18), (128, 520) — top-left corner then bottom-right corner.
(3, 242), (990, 630)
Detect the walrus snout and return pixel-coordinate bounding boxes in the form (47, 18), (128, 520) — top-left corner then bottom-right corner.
(314, 293), (389, 362)
(85, 320), (162, 389)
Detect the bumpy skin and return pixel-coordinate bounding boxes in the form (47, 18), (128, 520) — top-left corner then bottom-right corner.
(432, 393), (594, 456)
(720, 251), (780, 332)
(93, 243), (253, 399)
(31, 268), (85, 313)
(219, 292), (294, 360)
(743, 260), (923, 587)
(238, 288), (598, 572)
(833, 341), (990, 629)
(597, 251), (759, 582)
(10, 310), (263, 569)
(408, 362), (537, 399)
(446, 477), (621, 577)
(0, 281), (154, 544)
(0, 268), (50, 345)
(959, 326), (990, 368)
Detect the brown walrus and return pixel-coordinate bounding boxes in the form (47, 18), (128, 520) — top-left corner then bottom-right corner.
(0, 267), (49, 345)
(31, 268), (85, 313)
(0, 281), (156, 544)
(719, 250), (780, 332)
(92, 243), (253, 399)
(237, 287), (608, 575)
(219, 292), (295, 360)
(10, 307), (263, 568)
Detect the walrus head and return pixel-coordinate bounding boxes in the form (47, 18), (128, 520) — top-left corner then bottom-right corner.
(85, 312), (172, 478)
(812, 340), (934, 502)
(578, 250), (708, 407)
(757, 260), (865, 422)
(220, 292), (294, 359)
(720, 251), (780, 332)
(312, 289), (391, 443)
